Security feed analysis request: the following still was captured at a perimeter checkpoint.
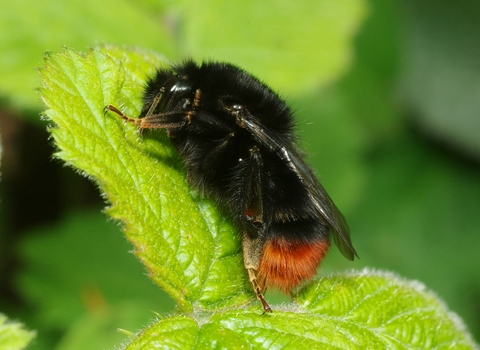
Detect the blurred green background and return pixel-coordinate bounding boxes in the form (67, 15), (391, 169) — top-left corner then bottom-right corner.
(1, 0), (479, 348)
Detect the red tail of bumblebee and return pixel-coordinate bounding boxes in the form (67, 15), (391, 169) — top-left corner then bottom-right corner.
(257, 237), (331, 293)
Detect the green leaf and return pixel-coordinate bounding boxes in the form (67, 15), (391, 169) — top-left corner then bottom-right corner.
(125, 316), (199, 349)
(39, 46), (251, 313)
(39, 46), (478, 348)
(177, 0), (368, 93)
(297, 270), (476, 349)
(0, 314), (35, 350)
(123, 270), (477, 349)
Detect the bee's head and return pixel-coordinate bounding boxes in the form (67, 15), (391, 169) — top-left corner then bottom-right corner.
(140, 71), (194, 118)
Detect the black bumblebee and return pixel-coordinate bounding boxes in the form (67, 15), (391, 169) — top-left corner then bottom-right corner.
(105, 60), (357, 312)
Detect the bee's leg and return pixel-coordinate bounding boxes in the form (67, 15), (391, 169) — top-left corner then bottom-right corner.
(143, 89), (165, 118)
(135, 90), (204, 130)
(105, 88), (189, 130)
(241, 145), (272, 313)
(135, 112), (189, 130)
(104, 89), (165, 124)
(106, 106), (188, 131)
(243, 235), (272, 313)
(104, 105), (141, 124)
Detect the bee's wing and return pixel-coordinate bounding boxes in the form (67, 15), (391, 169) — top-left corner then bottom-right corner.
(240, 115), (358, 260)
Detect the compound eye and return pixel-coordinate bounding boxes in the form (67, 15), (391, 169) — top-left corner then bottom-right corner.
(158, 78), (194, 111)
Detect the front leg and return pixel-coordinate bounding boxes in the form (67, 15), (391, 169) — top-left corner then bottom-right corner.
(104, 89), (202, 131)
(105, 103), (190, 131)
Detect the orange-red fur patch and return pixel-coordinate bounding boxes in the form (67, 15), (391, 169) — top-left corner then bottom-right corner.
(257, 237), (330, 293)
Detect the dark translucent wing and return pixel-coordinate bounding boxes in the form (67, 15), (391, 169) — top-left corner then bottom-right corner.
(240, 113), (358, 260)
